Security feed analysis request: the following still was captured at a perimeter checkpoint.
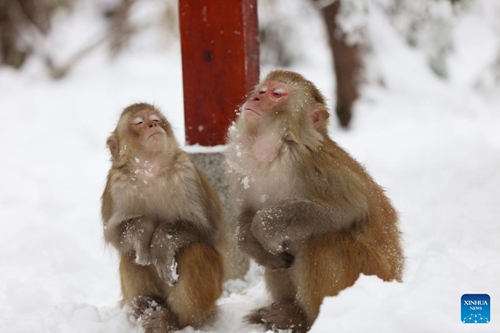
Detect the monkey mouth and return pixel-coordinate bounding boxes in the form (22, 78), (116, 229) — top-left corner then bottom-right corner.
(148, 131), (164, 139)
(244, 108), (261, 116)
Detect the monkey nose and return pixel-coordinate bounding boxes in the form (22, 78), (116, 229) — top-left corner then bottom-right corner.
(148, 123), (157, 128)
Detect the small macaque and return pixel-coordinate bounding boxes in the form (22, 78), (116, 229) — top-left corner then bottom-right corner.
(102, 103), (225, 332)
(226, 71), (404, 332)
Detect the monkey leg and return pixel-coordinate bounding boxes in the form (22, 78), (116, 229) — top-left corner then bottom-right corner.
(120, 253), (166, 304)
(245, 268), (308, 333)
(295, 232), (394, 326)
(167, 242), (224, 328)
(264, 268), (295, 303)
(119, 254), (179, 332)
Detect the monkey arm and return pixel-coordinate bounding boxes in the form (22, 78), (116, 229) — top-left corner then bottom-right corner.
(237, 208), (294, 270)
(104, 215), (155, 266)
(251, 198), (369, 255)
(150, 222), (208, 286)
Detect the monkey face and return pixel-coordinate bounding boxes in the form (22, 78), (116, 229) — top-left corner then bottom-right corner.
(128, 109), (168, 154)
(242, 80), (290, 130)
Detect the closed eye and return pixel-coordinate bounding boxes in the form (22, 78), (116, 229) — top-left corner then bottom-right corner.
(132, 117), (144, 125)
(272, 88), (286, 97)
(149, 114), (160, 122)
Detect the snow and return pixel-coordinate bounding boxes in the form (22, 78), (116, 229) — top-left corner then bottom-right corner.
(168, 261), (179, 287)
(242, 176), (251, 190)
(1, 1), (499, 332)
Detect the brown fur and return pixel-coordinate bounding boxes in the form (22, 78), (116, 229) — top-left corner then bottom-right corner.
(102, 103), (225, 332)
(225, 70), (404, 332)
(246, 301), (308, 333)
(120, 243), (224, 330)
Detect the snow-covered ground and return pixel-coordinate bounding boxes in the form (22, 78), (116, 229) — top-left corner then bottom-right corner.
(0, 1), (499, 332)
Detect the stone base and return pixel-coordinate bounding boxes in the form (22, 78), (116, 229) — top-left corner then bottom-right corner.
(188, 151), (249, 280)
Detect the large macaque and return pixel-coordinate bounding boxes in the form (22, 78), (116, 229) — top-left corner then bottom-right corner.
(102, 103), (225, 332)
(226, 71), (404, 332)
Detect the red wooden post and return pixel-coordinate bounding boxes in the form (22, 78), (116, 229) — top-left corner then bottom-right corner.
(179, 0), (259, 146)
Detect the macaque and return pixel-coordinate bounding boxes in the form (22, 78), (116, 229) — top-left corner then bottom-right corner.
(225, 71), (404, 332)
(101, 103), (225, 332)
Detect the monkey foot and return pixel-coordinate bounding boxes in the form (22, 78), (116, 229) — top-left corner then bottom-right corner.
(129, 295), (164, 319)
(129, 296), (179, 333)
(245, 302), (309, 333)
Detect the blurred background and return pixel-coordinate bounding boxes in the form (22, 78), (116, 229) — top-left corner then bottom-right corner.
(0, 0), (499, 332)
(2, 0), (500, 123)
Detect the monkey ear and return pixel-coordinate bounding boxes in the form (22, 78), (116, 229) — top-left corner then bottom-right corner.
(309, 107), (330, 132)
(107, 135), (119, 158)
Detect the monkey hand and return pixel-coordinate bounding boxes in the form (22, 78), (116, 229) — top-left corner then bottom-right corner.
(150, 231), (180, 286)
(152, 251), (179, 287)
(251, 205), (308, 256)
(255, 251), (295, 270)
(239, 231), (294, 269)
(126, 218), (154, 266)
(237, 214), (294, 270)
(238, 232), (294, 269)
(105, 216), (154, 266)
(132, 242), (152, 266)
(149, 223), (202, 286)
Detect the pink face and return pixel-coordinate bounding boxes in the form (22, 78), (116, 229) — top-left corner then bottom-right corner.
(242, 80), (289, 127)
(129, 109), (167, 150)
